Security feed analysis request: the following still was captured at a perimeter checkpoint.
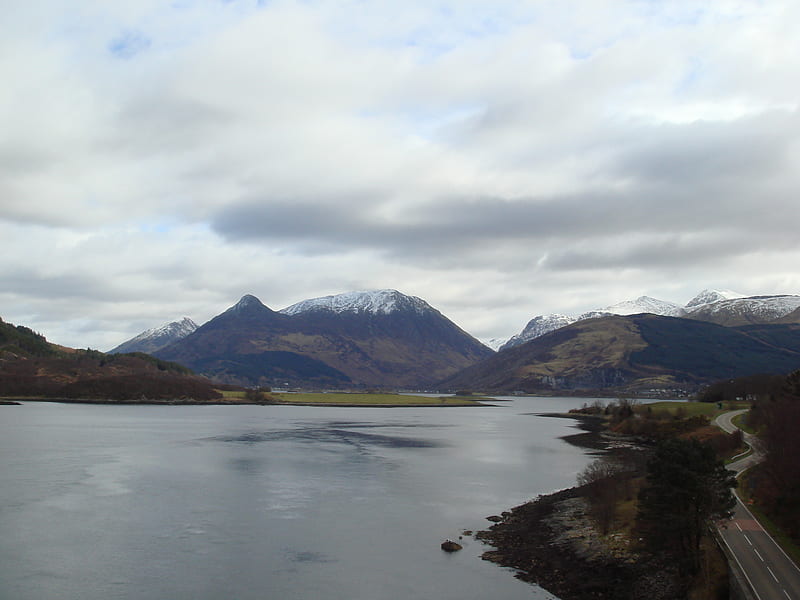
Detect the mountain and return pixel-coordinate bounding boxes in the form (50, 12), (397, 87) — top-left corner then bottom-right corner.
(280, 289), (430, 316)
(500, 296), (685, 351)
(685, 295), (800, 327)
(501, 314), (577, 351)
(155, 290), (494, 389)
(499, 289), (794, 350)
(0, 316), (221, 401)
(440, 314), (800, 394)
(599, 296), (684, 317)
(482, 337), (510, 352)
(109, 317), (198, 354)
(685, 289), (746, 308)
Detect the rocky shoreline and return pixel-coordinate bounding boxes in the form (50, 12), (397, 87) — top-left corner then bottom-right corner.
(476, 486), (682, 600)
(475, 414), (685, 600)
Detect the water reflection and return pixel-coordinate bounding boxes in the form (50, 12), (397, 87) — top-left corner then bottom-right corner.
(209, 424), (447, 449)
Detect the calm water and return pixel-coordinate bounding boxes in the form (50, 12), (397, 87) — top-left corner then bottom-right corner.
(0, 397), (609, 600)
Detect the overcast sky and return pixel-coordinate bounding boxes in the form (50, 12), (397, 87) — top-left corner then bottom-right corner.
(3, 0), (800, 350)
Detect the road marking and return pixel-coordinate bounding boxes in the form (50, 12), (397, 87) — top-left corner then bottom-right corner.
(754, 548), (764, 562)
(767, 566), (780, 583)
(745, 534), (753, 546)
(736, 522), (743, 532)
(783, 589), (790, 599)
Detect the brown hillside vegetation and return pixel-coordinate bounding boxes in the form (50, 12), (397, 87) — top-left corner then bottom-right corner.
(0, 349), (222, 401)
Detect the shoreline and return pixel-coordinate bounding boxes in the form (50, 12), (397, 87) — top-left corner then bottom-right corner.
(1, 397), (489, 408)
(475, 485), (681, 600)
(475, 414), (684, 600)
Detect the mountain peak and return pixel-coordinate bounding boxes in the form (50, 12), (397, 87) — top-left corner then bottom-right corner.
(109, 317), (198, 354)
(228, 294), (270, 313)
(686, 289), (746, 309)
(600, 296), (683, 317)
(281, 289), (433, 316)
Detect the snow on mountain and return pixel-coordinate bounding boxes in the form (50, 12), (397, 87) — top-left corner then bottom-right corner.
(501, 291), (737, 350)
(109, 317), (198, 354)
(499, 314), (577, 351)
(685, 289), (747, 310)
(597, 296), (684, 317)
(280, 289), (432, 316)
(689, 295), (800, 321)
(482, 338), (506, 352)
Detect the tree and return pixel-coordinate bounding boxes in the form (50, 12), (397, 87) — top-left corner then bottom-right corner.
(245, 388), (267, 403)
(636, 438), (736, 574)
(758, 395), (800, 538)
(577, 458), (627, 535)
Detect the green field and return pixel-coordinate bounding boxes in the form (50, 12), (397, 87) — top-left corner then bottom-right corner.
(635, 400), (749, 419)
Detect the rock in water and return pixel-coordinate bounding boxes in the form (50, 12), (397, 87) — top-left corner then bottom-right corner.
(441, 540), (463, 552)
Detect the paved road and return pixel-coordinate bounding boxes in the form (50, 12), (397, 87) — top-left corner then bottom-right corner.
(714, 410), (800, 599)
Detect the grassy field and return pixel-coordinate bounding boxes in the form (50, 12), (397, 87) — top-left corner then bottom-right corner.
(635, 400), (749, 419)
(217, 389), (483, 406)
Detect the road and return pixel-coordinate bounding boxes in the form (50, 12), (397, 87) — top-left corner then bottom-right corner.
(714, 410), (800, 599)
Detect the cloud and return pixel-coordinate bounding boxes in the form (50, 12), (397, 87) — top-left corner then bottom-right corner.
(108, 30), (152, 59)
(2, 0), (800, 348)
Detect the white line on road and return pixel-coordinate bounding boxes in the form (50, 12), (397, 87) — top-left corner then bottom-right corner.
(745, 534), (753, 546)
(754, 548), (764, 562)
(783, 589), (790, 599)
(767, 566), (780, 583)
(736, 522), (743, 532)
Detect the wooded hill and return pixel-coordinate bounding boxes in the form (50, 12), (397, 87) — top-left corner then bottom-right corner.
(0, 317), (222, 401)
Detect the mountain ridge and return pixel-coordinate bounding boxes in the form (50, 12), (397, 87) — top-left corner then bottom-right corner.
(154, 290), (493, 389)
(500, 289), (800, 350)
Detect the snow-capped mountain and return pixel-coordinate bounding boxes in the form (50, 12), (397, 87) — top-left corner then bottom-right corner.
(499, 289), (800, 350)
(109, 317), (198, 354)
(500, 296), (685, 350)
(685, 289), (746, 309)
(482, 338), (508, 352)
(500, 314), (577, 351)
(280, 289), (431, 316)
(155, 291), (493, 388)
(686, 295), (800, 326)
(598, 296), (684, 317)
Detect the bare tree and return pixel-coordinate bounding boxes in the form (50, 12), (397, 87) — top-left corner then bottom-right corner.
(577, 458), (625, 535)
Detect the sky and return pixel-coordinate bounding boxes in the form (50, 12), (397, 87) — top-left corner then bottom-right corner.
(2, 0), (800, 350)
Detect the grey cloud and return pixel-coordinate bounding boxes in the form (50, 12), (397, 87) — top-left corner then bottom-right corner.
(0, 270), (121, 302)
(211, 165), (800, 275)
(543, 234), (746, 271)
(615, 111), (799, 185)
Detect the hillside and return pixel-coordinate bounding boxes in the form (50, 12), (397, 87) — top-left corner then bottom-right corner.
(0, 317), (222, 401)
(155, 291), (493, 389)
(439, 314), (800, 394)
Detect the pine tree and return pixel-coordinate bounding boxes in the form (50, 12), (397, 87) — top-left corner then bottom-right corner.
(636, 438), (736, 574)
